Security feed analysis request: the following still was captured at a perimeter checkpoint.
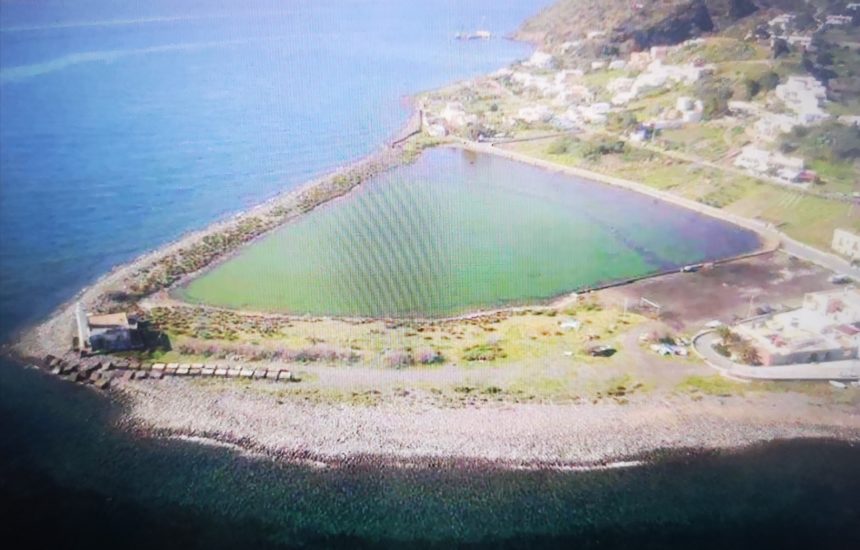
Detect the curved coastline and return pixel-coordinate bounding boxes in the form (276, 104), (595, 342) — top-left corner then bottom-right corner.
(5, 11), (858, 474)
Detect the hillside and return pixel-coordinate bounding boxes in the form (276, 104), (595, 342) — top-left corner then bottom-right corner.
(517, 1), (826, 51)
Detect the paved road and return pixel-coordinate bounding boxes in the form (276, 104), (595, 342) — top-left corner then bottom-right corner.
(693, 331), (860, 381)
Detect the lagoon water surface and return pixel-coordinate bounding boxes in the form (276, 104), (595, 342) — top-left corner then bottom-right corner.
(181, 148), (761, 317)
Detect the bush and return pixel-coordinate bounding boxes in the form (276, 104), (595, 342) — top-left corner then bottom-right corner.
(583, 139), (626, 161)
(416, 348), (444, 365)
(462, 343), (506, 362)
(547, 138), (572, 155)
(383, 350), (414, 369)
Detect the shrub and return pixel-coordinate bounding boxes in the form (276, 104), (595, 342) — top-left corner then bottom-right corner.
(462, 343), (506, 362)
(547, 138), (572, 155)
(416, 348), (444, 365)
(583, 139), (626, 161)
(383, 350), (414, 369)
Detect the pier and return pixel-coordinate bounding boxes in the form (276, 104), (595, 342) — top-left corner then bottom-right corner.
(37, 354), (297, 390)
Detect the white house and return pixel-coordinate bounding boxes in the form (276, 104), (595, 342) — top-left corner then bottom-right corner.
(754, 112), (800, 140)
(734, 145), (804, 178)
(775, 75), (829, 125)
(832, 229), (860, 261)
(826, 15), (853, 26)
(439, 102), (477, 128)
(525, 51), (555, 69)
(516, 105), (553, 124)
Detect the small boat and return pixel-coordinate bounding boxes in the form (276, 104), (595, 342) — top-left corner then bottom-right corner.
(829, 380), (847, 389)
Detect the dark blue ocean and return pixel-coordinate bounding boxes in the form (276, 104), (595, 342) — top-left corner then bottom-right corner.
(1, 2), (859, 548)
(0, 0), (539, 337)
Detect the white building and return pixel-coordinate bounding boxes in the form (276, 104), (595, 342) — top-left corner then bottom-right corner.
(832, 229), (860, 261)
(734, 145), (804, 179)
(826, 15), (853, 26)
(769, 14), (796, 33)
(736, 289), (860, 366)
(525, 50), (555, 69)
(516, 105), (553, 124)
(775, 75), (829, 125)
(754, 112), (801, 140)
(439, 102), (477, 128)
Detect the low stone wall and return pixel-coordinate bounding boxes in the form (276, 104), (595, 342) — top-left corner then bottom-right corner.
(36, 354), (296, 390)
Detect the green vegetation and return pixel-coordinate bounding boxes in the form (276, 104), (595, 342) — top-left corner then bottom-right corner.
(676, 375), (746, 397)
(180, 149), (750, 318)
(780, 122), (860, 193)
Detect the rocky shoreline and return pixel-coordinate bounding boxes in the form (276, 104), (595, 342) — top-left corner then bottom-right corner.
(9, 127), (430, 363)
(116, 378), (860, 469)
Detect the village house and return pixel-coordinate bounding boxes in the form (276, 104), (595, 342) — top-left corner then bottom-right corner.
(754, 112), (800, 140)
(610, 60), (711, 105)
(516, 105), (553, 124)
(832, 229), (860, 261)
(735, 289), (860, 366)
(75, 303), (141, 353)
(734, 145), (806, 181)
(525, 50), (555, 70)
(774, 75), (829, 125)
(768, 13), (796, 33)
(825, 15), (853, 26)
(784, 34), (813, 50)
(439, 102), (477, 129)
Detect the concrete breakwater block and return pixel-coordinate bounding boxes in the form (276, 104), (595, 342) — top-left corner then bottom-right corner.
(265, 370), (279, 381)
(165, 363), (179, 375)
(253, 369), (267, 380)
(189, 364), (203, 376)
(201, 366), (215, 376)
(151, 370), (165, 380)
(215, 367), (228, 377)
(227, 368), (241, 377)
(152, 363), (166, 372)
(277, 370), (292, 382)
(239, 368), (254, 378)
(176, 364), (191, 376)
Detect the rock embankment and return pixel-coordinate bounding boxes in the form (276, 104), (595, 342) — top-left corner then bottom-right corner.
(30, 354), (297, 391)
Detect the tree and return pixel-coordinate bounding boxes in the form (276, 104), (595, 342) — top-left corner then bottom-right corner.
(771, 38), (789, 59)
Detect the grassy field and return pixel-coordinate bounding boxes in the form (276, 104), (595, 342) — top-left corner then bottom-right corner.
(511, 138), (859, 251)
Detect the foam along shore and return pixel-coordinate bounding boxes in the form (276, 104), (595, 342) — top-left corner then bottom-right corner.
(118, 378), (860, 468)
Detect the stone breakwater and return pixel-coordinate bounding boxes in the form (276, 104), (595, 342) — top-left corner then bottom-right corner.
(31, 354), (297, 391)
(10, 129), (434, 361)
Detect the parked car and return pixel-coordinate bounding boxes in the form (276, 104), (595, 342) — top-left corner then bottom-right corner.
(587, 345), (616, 357)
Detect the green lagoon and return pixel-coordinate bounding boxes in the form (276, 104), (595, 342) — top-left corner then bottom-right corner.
(179, 148), (761, 317)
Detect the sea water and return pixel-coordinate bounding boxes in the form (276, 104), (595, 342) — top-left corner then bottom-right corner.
(1, 1), (857, 547)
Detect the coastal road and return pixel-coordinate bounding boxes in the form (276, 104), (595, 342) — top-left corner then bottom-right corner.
(459, 138), (860, 280)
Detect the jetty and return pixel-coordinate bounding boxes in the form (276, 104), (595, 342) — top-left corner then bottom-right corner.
(35, 354), (297, 391)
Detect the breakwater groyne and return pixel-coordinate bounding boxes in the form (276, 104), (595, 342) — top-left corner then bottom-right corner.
(33, 354), (297, 390)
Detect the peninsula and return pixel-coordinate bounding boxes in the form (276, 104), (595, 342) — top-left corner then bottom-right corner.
(7, 0), (860, 469)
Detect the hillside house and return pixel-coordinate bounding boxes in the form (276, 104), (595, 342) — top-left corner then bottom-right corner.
(774, 76), (829, 125)
(832, 229), (860, 261)
(734, 145), (805, 180)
